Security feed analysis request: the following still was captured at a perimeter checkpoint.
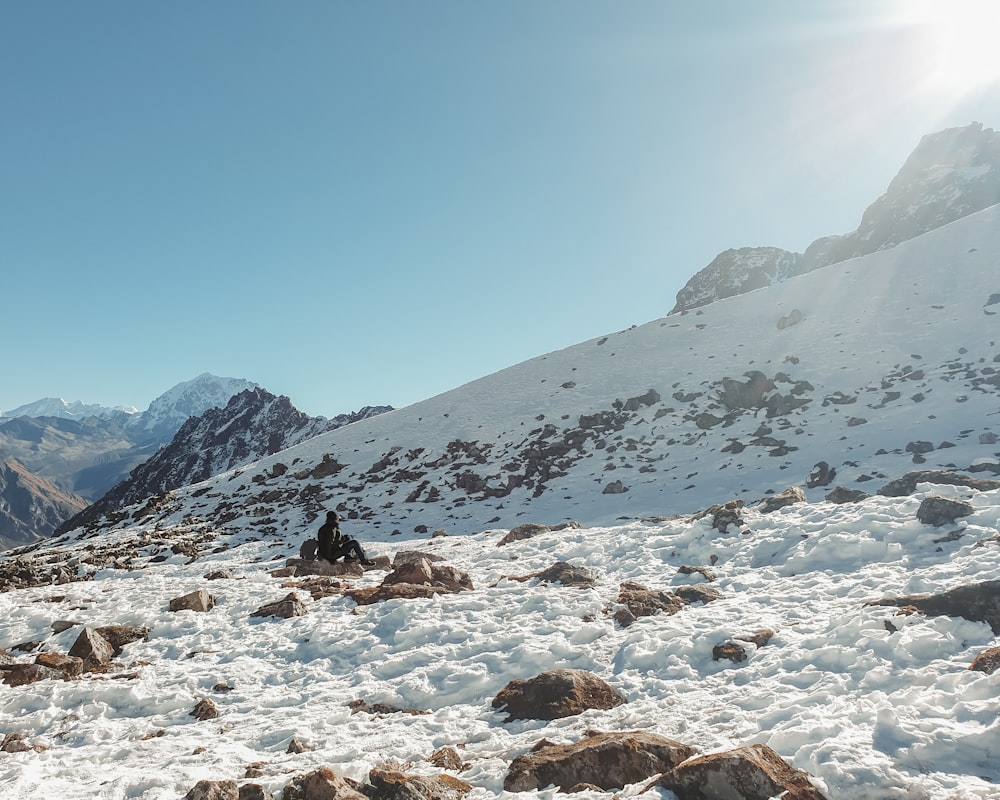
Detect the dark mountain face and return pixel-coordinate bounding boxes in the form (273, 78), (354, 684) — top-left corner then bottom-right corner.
(57, 389), (391, 534)
(670, 122), (1000, 314)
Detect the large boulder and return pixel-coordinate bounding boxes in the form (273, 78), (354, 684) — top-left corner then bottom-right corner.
(878, 470), (1000, 497)
(758, 486), (806, 514)
(68, 627), (115, 672)
(492, 668), (626, 722)
(660, 743), (828, 800)
(282, 768), (368, 800)
(366, 768), (472, 800)
(95, 625), (150, 656)
(504, 730), (695, 791)
(169, 589), (215, 613)
(184, 781), (239, 800)
(251, 592), (308, 619)
(915, 496), (975, 527)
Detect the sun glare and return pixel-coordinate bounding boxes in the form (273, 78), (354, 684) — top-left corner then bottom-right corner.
(905, 0), (1000, 90)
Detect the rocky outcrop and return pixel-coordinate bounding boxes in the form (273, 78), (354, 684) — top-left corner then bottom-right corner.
(505, 730), (695, 791)
(866, 580), (1000, 633)
(916, 496), (975, 527)
(660, 743), (828, 799)
(491, 668), (626, 721)
(671, 123), (1000, 313)
(344, 559), (473, 606)
(878, 470), (1000, 497)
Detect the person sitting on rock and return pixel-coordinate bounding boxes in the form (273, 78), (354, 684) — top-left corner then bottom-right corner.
(317, 510), (374, 565)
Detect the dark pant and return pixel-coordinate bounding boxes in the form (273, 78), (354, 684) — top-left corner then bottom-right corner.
(327, 538), (367, 562)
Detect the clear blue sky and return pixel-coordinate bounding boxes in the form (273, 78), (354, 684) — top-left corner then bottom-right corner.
(4, 1), (999, 418)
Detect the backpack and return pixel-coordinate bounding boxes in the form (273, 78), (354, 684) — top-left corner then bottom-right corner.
(299, 538), (319, 561)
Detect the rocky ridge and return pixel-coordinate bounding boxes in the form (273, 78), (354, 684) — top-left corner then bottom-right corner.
(671, 122), (1000, 313)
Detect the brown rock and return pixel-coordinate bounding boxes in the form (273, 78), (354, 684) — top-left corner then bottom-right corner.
(0, 662), (65, 686)
(282, 767), (368, 800)
(615, 582), (685, 626)
(970, 645), (1000, 674)
(170, 589), (216, 613)
(504, 730), (695, 791)
(660, 743), (828, 800)
(1, 733), (36, 753)
(428, 746), (464, 771)
(712, 642), (748, 663)
(492, 668), (626, 722)
(191, 698), (220, 721)
(95, 625), (150, 656)
(251, 592), (308, 619)
(367, 769), (472, 800)
(383, 560), (473, 592)
(866, 580), (1000, 633)
(497, 523), (550, 547)
(184, 780), (239, 800)
(238, 786), (273, 800)
(68, 627), (115, 671)
(35, 651), (84, 678)
(758, 486), (807, 514)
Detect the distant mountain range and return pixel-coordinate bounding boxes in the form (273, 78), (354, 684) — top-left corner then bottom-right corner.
(0, 373), (391, 548)
(671, 122), (1000, 313)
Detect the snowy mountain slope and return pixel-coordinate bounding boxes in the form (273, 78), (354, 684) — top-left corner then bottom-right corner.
(65, 202), (1000, 544)
(671, 122), (1000, 313)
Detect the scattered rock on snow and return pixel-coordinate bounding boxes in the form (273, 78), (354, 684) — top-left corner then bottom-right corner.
(866, 580), (1000, 633)
(251, 592), (308, 619)
(915, 496), (975, 527)
(492, 668), (626, 722)
(877, 470), (1000, 497)
(281, 767), (367, 800)
(169, 589), (215, 613)
(497, 522), (550, 546)
(190, 698), (220, 721)
(68, 627), (115, 672)
(184, 780), (238, 800)
(825, 486), (871, 504)
(428, 746), (464, 771)
(969, 646), (1000, 674)
(367, 767), (473, 800)
(504, 730), (695, 791)
(758, 486), (806, 513)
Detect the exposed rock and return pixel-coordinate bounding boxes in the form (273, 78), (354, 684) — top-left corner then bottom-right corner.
(497, 523), (551, 546)
(504, 730), (695, 791)
(366, 768), (472, 800)
(383, 559), (473, 592)
(602, 480), (627, 495)
(660, 743), (828, 799)
(169, 589), (215, 613)
(719, 372), (775, 411)
(758, 486), (806, 513)
(35, 651), (83, 678)
(1, 732), (37, 753)
(0, 662), (65, 686)
(251, 592), (308, 619)
(348, 699), (428, 717)
(736, 629), (776, 648)
(806, 461), (836, 488)
(878, 470), (1000, 497)
(184, 780), (239, 800)
(95, 625), (150, 656)
(696, 500), (745, 533)
(674, 585), (723, 605)
(492, 668), (626, 721)
(392, 550), (445, 565)
(916, 496), (975, 527)
(970, 646), (1000, 674)
(866, 580), (1000, 633)
(238, 786), (273, 800)
(615, 582), (685, 626)
(287, 737), (312, 754)
(282, 767), (368, 800)
(282, 558), (365, 578)
(190, 698), (220, 721)
(825, 486), (871, 504)
(531, 561), (598, 589)
(677, 565), (717, 582)
(68, 627), (115, 672)
(713, 641), (748, 663)
(428, 746), (464, 771)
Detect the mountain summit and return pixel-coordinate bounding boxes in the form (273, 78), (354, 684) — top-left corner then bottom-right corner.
(671, 122), (1000, 313)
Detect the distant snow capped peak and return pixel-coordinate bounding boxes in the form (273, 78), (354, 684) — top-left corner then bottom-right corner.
(1, 397), (138, 420)
(126, 373), (260, 442)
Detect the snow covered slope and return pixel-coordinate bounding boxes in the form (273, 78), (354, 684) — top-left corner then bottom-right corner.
(69, 201), (1000, 542)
